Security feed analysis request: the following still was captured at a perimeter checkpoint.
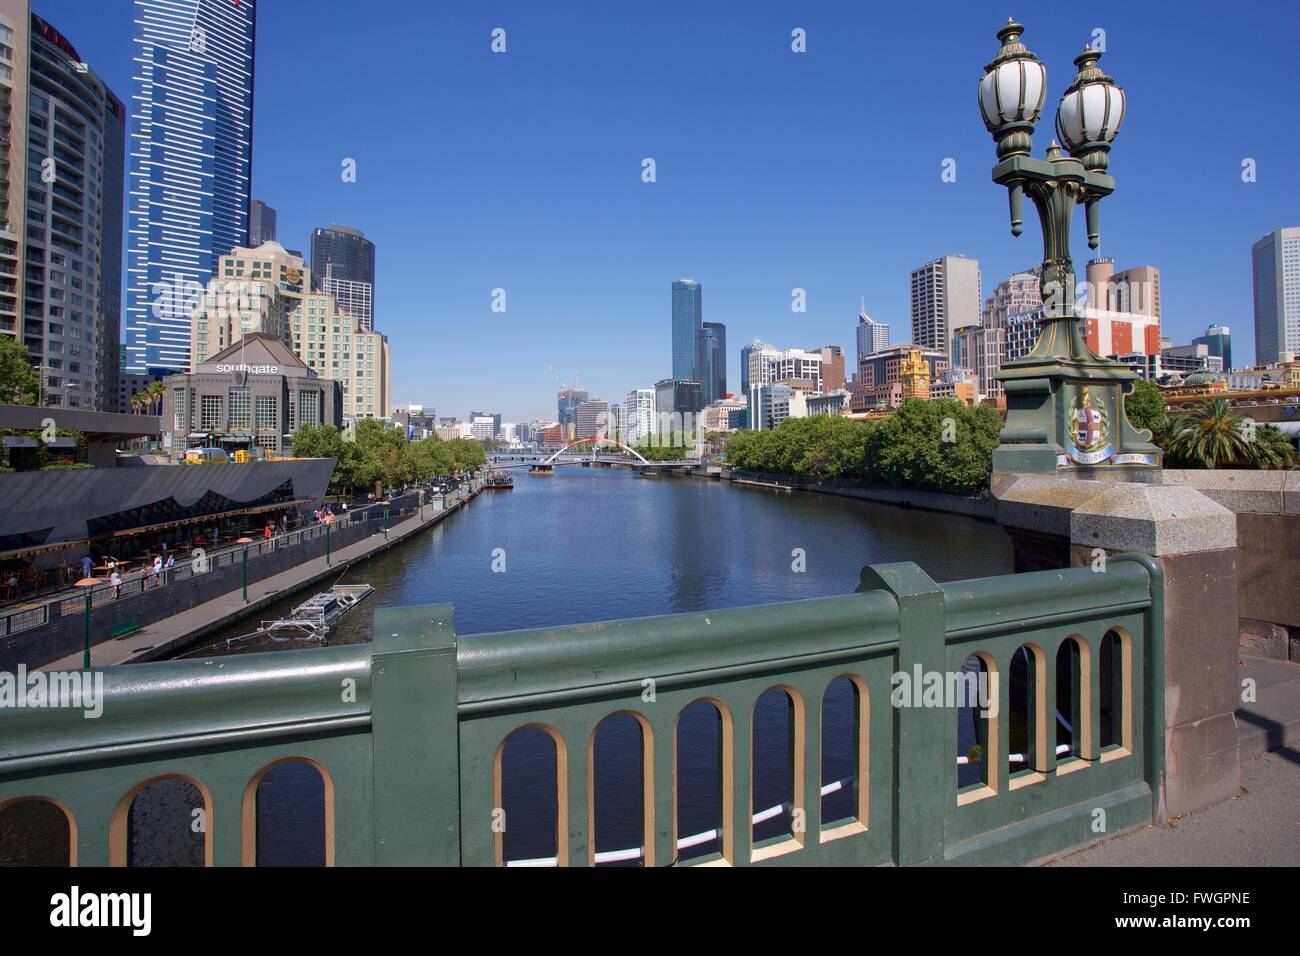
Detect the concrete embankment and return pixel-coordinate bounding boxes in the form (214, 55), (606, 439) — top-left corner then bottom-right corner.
(32, 485), (482, 670)
(683, 466), (997, 521)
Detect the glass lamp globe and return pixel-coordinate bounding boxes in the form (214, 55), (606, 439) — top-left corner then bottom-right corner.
(978, 19), (1047, 159)
(1056, 46), (1125, 171)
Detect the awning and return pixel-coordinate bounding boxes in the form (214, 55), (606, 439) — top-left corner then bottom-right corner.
(107, 497), (318, 537)
(0, 538), (90, 562)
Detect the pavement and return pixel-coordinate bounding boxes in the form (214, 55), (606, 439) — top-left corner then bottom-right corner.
(39, 488), (480, 670)
(1051, 654), (1300, 866)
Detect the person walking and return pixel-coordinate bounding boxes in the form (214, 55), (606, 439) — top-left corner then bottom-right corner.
(80, 554), (93, 580)
(152, 554), (163, 586)
(110, 568), (122, 599)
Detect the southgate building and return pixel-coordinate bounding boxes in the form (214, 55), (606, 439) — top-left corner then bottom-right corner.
(124, 0), (257, 377)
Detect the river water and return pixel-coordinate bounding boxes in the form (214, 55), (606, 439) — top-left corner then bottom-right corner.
(175, 467), (1013, 865)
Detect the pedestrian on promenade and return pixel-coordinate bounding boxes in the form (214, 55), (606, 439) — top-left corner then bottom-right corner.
(164, 554), (175, 571)
(152, 554), (163, 585)
(80, 554), (92, 579)
(110, 569), (122, 598)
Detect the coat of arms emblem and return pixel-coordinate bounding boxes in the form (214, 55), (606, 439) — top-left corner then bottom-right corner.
(1075, 387), (1105, 450)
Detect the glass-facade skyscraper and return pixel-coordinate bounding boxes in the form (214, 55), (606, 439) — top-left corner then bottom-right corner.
(701, 321), (726, 402)
(124, 0), (257, 375)
(311, 224), (376, 331)
(1252, 227), (1300, 366)
(672, 278), (702, 382)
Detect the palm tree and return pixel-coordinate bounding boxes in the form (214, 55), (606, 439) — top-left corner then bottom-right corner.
(1167, 399), (1249, 468)
(1241, 424), (1297, 470)
(1164, 399), (1297, 469)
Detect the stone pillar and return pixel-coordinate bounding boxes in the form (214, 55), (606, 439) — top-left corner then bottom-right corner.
(994, 475), (1241, 818)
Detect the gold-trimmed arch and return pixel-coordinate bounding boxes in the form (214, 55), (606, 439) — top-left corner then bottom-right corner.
(586, 710), (654, 866)
(672, 696), (735, 866)
(493, 724), (568, 867)
(240, 756), (335, 867)
(109, 773), (213, 867)
(0, 794), (78, 867)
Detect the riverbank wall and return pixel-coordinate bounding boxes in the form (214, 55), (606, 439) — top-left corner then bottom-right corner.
(677, 466), (997, 521)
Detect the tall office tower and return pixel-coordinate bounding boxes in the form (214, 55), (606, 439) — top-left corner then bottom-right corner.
(816, 345), (845, 392)
(1193, 325), (1232, 372)
(311, 224), (375, 329)
(671, 278), (702, 382)
(124, 0), (256, 377)
(739, 339), (768, 395)
(320, 270), (373, 333)
(574, 400), (610, 439)
(855, 304), (889, 362)
(249, 198), (275, 245)
(1252, 227), (1300, 365)
(0, 6), (126, 411)
(1082, 259), (1161, 358)
(622, 387), (656, 444)
(699, 320), (726, 401)
(910, 255), (981, 359)
(557, 387), (588, 437)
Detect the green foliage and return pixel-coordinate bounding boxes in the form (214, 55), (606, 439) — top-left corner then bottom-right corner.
(1157, 399), (1296, 470)
(292, 422), (486, 495)
(727, 401), (1001, 495)
(634, 442), (690, 461)
(727, 415), (871, 478)
(864, 399), (1001, 495)
(1125, 379), (1167, 434)
(40, 462), (93, 471)
(0, 335), (39, 405)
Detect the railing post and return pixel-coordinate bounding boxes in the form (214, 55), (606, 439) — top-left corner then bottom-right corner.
(326, 521), (331, 567)
(858, 561), (947, 867)
(82, 588), (92, 668)
(241, 546), (248, 603)
(370, 604), (460, 865)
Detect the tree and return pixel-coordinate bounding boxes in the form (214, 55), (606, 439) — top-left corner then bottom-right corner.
(1125, 379), (1167, 435)
(1241, 424), (1297, 470)
(865, 399), (1000, 495)
(0, 335), (39, 406)
(1165, 399), (1250, 469)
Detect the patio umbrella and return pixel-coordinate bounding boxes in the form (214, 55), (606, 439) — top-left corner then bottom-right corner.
(75, 577), (99, 586)
(236, 537), (254, 544)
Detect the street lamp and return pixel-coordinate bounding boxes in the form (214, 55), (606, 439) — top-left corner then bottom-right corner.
(979, 19), (1160, 475)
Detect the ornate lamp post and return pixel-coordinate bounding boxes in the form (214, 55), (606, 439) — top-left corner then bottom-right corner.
(980, 20), (1161, 475)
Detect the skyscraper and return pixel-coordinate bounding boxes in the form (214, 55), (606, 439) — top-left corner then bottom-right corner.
(1192, 325), (1232, 372)
(0, 5), (126, 410)
(124, 0), (257, 376)
(1252, 227), (1300, 365)
(672, 278), (702, 382)
(557, 388), (588, 438)
(910, 255), (981, 359)
(700, 321), (726, 402)
(856, 305), (890, 362)
(311, 224), (375, 330)
(249, 199), (276, 245)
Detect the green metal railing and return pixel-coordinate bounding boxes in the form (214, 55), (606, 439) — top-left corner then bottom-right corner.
(0, 553), (1161, 867)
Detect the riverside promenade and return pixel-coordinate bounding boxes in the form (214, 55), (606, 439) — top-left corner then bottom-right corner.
(39, 480), (483, 670)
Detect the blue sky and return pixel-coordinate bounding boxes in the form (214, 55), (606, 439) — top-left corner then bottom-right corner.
(40, 0), (1300, 422)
